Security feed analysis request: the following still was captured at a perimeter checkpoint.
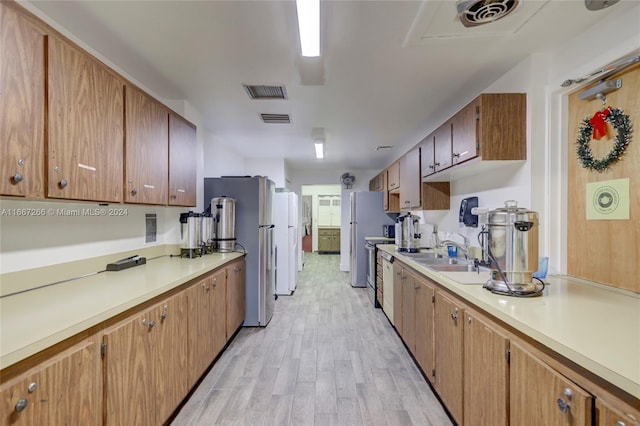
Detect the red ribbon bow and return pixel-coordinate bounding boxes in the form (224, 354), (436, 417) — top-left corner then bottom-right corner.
(589, 107), (611, 140)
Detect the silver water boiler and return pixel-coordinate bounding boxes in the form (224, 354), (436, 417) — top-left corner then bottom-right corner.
(211, 196), (236, 252)
(179, 211), (202, 258)
(201, 212), (214, 253)
(482, 200), (541, 295)
(396, 213), (421, 253)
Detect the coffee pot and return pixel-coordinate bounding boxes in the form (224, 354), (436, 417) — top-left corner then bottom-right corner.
(396, 213), (421, 253)
(478, 200), (544, 296)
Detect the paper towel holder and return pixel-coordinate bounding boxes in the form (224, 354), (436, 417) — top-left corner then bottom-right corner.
(459, 197), (479, 227)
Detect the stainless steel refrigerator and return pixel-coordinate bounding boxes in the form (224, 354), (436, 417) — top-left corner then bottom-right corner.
(350, 191), (395, 287)
(204, 176), (275, 326)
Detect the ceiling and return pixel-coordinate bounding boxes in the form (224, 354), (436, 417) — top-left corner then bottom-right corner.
(27, 0), (636, 172)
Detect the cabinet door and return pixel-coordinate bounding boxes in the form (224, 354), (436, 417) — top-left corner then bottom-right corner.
(387, 161), (400, 190)
(400, 146), (421, 209)
(463, 307), (509, 426)
(401, 270), (416, 351)
(48, 35), (123, 202)
(433, 121), (452, 173)
(597, 398), (640, 426)
(0, 339), (101, 426)
(187, 275), (214, 387)
(211, 268), (228, 356)
(124, 85), (168, 204)
(434, 291), (464, 424)
(392, 262), (404, 330)
(168, 113), (197, 206)
(510, 341), (593, 426)
(414, 276), (435, 380)
(420, 135), (435, 177)
(153, 293), (188, 424)
(452, 97), (479, 165)
(227, 259), (246, 337)
(103, 308), (154, 426)
(0, 3), (45, 197)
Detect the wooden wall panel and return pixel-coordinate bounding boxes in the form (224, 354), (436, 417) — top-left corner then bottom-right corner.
(567, 63), (640, 292)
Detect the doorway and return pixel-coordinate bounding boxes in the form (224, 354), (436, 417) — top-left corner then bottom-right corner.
(300, 184), (342, 253)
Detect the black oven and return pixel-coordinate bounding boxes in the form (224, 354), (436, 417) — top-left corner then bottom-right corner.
(365, 241), (379, 308)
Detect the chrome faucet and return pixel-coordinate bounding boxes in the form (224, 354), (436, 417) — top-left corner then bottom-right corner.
(439, 233), (471, 261)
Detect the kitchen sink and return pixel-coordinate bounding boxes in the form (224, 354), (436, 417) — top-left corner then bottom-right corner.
(428, 263), (479, 272)
(413, 257), (461, 266)
(398, 251), (443, 260)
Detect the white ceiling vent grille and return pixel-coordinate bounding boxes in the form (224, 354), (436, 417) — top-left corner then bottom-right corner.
(243, 84), (288, 100)
(456, 0), (519, 28)
(260, 113), (291, 124)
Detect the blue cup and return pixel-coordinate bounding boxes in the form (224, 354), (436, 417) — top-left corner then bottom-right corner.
(447, 245), (457, 258)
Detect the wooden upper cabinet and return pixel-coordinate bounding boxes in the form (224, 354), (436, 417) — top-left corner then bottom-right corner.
(452, 97), (479, 165)
(451, 93), (526, 165)
(420, 135), (435, 177)
(433, 121), (452, 173)
(0, 3), (45, 198)
(47, 35), (124, 202)
(124, 85), (169, 205)
(169, 113), (197, 207)
(400, 146), (421, 210)
(387, 160), (400, 191)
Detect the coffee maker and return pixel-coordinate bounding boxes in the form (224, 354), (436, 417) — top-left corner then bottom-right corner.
(396, 213), (421, 253)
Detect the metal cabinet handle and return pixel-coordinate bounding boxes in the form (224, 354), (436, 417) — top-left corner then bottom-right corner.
(453, 152), (460, 158)
(615, 421), (626, 426)
(171, 195), (177, 200)
(59, 179), (68, 188)
(563, 388), (573, 399)
(148, 320), (156, 329)
(12, 173), (23, 183)
(131, 188), (138, 196)
(15, 398), (28, 412)
(160, 305), (168, 320)
(467, 316), (472, 324)
(28, 382), (37, 393)
(428, 165), (434, 170)
(556, 398), (570, 413)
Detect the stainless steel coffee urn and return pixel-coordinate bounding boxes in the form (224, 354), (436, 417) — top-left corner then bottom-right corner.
(481, 200), (542, 295)
(396, 213), (421, 253)
(201, 212), (214, 254)
(211, 196), (236, 252)
(179, 211), (202, 258)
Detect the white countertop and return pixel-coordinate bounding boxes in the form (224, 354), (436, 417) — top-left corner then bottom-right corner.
(0, 252), (244, 369)
(378, 244), (640, 400)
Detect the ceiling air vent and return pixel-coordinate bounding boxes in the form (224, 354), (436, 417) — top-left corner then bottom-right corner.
(260, 113), (291, 124)
(243, 84), (288, 100)
(456, 0), (519, 28)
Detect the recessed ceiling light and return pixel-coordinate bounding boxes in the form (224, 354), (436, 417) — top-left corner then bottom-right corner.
(296, 0), (320, 57)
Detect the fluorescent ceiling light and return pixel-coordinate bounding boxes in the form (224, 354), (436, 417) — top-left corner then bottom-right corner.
(296, 0), (320, 57)
(314, 139), (324, 159)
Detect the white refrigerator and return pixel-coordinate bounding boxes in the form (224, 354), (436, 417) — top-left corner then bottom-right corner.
(274, 192), (299, 295)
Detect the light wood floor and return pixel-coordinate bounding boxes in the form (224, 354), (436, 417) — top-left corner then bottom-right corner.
(171, 253), (452, 426)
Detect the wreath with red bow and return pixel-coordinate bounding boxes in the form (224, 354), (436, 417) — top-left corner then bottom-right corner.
(576, 107), (632, 172)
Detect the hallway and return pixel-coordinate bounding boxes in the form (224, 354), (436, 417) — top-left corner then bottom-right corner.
(171, 253), (452, 425)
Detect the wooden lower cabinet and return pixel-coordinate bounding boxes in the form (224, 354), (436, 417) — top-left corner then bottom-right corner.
(187, 268), (227, 388)
(434, 290), (465, 424)
(463, 307), (509, 426)
(103, 292), (187, 426)
(510, 341), (593, 426)
(597, 397), (640, 426)
(226, 258), (246, 338)
(401, 269), (417, 350)
(414, 276), (435, 381)
(392, 262), (404, 330)
(0, 338), (101, 426)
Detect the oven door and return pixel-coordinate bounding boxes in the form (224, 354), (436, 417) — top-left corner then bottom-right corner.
(365, 242), (376, 306)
